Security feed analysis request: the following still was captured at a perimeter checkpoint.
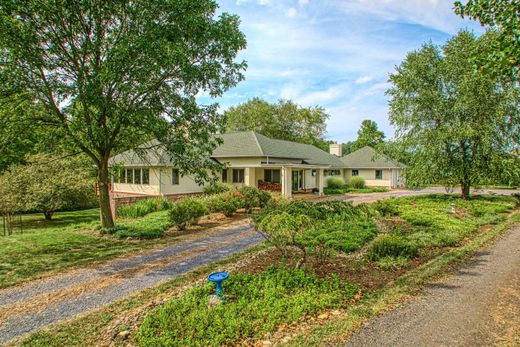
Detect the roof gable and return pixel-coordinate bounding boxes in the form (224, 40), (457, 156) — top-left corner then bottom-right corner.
(341, 146), (404, 169)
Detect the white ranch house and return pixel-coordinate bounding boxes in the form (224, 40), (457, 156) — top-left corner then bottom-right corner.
(109, 131), (405, 199)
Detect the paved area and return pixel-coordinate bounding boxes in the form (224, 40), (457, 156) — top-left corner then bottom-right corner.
(0, 223), (262, 345)
(345, 223), (520, 347)
(320, 187), (519, 205)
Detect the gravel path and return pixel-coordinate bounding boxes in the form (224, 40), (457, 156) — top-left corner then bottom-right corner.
(345, 222), (520, 347)
(0, 223), (262, 345)
(328, 187), (519, 205)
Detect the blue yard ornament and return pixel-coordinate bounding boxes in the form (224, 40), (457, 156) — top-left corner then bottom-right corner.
(208, 271), (229, 300)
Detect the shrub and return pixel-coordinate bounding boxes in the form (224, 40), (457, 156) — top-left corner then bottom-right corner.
(169, 198), (208, 230)
(349, 176), (366, 189)
(203, 182), (233, 195)
(238, 186), (272, 213)
(367, 234), (419, 260)
(206, 191), (244, 217)
(136, 266), (357, 346)
(324, 187), (346, 195)
(326, 176), (345, 189)
(101, 211), (171, 239)
(371, 199), (399, 216)
(118, 198), (172, 218)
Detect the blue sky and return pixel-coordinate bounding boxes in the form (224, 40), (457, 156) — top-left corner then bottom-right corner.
(203, 0), (484, 143)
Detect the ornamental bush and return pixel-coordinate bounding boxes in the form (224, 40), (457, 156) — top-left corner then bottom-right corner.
(326, 176), (345, 189)
(206, 191), (244, 216)
(238, 186), (272, 213)
(349, 176), (366, 189)
(366, 234), (419, 260)
(169, 198), (208, 230)
(203, 182), (233, 195)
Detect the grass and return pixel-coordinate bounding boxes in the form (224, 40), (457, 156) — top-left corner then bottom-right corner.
(117, 198), (173, 218)
(286, 212), (520, 346)
(9, 194), (520, 346)
(0, 209), (177, 289)
(136, 266), (357, 346)
(0, 209), (99, 234)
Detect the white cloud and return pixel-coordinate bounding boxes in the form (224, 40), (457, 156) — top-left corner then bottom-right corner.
(286, 7), (297, 17)
(365, 82), (392, 96)
(298, 0), (309, 5)
(355, 75), (373, 84)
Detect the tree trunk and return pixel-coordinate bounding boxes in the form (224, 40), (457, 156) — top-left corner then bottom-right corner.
(98, 158), (115, 228)
(461, 181), (471, 200)
(43, 211), (53, 221)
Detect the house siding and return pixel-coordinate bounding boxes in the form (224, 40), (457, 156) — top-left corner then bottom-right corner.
(344, 168), (393, 188)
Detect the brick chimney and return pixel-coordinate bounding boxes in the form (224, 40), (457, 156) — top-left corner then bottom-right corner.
(329, 143), (342, 157)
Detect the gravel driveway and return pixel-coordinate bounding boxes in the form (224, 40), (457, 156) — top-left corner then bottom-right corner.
(0, 223), (262, 345)
(345, 223), (520, 347)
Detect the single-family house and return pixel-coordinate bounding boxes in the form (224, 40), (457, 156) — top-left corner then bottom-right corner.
(109, 131), (345, 199)
(341, 146), (405, 188)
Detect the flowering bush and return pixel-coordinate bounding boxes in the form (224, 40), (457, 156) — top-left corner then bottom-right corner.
(207, 191), (245, 216)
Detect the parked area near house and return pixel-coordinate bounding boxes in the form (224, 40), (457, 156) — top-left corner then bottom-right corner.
(3, 189), (518, 346)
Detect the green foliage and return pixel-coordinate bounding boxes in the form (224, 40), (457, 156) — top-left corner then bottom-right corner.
(103, 211), (172, 239)
(388, 31), (520, 198)
(326, 176), (345, 189)
(0, 153), (96, 219)
(256, 200), (377, 260)
(224, 98), (329, 147)
(238, 186), (272, 213)
(136, 266), (357, 346)
(352, 120), (386, 151)
(367, 235), (419, 260)
(203, 182), (233, 195)
(206, 191), (245, 217)
(455, 0), (519, 78)
(0, 0), (247, 228)
(168, 199), (208, 231)
(349, 176), (366, 189)
(376, 256), (409, 270)
(371, 199), (399, 217)
(118, 198), (173, 219)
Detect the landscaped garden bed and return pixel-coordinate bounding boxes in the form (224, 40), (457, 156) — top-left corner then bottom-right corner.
(133, 194), (519, 346)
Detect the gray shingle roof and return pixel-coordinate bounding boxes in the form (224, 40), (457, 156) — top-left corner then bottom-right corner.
(341, 146), (405, 169)
(110, 131), (345, 168)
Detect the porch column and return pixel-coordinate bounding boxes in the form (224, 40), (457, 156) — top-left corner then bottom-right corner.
(245, 167), (256, 187)
(317, 168), (324, 196)
(281, 167), (292, 198)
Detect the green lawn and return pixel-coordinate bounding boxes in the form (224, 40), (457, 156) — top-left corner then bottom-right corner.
(324, 186), (389, 195)
(0, 209), (175, 289)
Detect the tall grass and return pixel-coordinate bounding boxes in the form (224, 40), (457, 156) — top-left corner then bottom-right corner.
(117, 198), (173, 218)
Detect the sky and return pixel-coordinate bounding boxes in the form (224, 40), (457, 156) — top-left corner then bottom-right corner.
(201, 0), (484, 143)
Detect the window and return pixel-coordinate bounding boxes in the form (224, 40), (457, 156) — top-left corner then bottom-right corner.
(325, 170), (341, 176)
(352, 170), (359, 176)
(126, 168), (133, 184)
(221, 169), (228, 183)
(172, 169), (180, 185)
(311, 169), (317, 177)
(375, 170), (383, 180)
(133, 168), (141, 184)
(264, 169), (281, 184)
(142, 169), (150, 185)
(232, 169), (245, 183)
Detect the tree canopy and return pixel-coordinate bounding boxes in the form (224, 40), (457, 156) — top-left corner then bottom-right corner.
(455, 0), (519, 79)
(0, 0), (247, 227)
(352, 120), (386, 151)
(388, 30), (520, 198)
(224, 97), (330, 149)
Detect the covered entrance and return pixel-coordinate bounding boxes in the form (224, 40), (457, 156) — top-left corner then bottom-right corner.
(292, 169), (304, 192)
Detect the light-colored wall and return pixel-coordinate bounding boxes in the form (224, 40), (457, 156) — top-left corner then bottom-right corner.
(112, 167), (161, 195)
(159, 167), (206, 194)
(344, 168), (393, 188)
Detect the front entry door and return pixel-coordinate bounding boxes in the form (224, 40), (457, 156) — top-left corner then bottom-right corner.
(292, 170), (304, 192)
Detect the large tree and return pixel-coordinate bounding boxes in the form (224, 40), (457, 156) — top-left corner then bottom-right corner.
(0, 0), (246, 227)
(388, 31), (520, 199)
(455, 0), (519, 78)
(225, 97), (330, 149)
(352, 119), (386, 151)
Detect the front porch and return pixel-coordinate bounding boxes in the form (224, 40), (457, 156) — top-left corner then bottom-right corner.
(229, 164), (328, 198)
